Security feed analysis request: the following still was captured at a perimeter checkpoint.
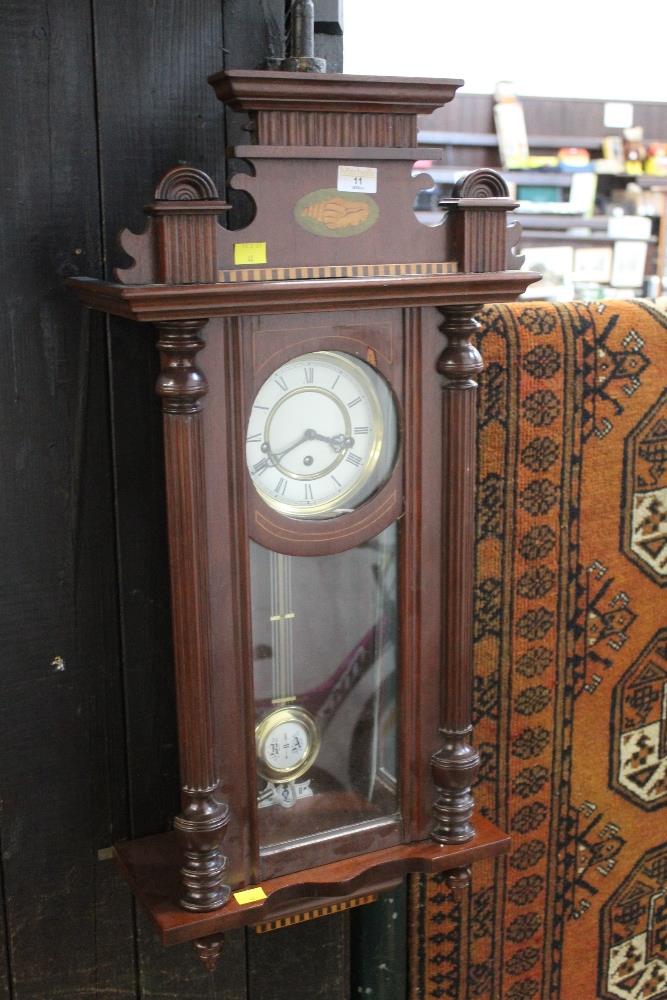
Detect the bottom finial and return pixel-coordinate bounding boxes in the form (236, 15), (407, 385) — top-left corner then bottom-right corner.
(444, 866), (471, 901)
(194, 934), (225, 972)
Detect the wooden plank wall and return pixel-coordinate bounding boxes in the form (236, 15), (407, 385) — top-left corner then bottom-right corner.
(0, 3), (349, 998)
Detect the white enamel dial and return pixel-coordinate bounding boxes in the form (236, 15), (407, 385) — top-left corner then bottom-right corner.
(246, 351), (388, 517)
(263, 720), (309, 770)
(255, 707), (320, 783)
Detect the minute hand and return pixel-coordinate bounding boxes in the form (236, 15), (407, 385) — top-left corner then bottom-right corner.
(263, 429), (354, 464)
(260, 431), (310, 466)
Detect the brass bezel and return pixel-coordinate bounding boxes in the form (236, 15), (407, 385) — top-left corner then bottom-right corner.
(247, 351), (389, 518)
(255, 705), (321, 784)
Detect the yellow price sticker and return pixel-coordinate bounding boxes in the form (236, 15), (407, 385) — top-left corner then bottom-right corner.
(233, 886), (267, 906)
(234, 242), (268, 266)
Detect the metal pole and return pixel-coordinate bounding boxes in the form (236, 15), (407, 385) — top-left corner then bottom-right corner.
(282, 0), (326, 72)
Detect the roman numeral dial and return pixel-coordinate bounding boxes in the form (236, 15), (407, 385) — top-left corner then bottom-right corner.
(245, 351), (396, 518)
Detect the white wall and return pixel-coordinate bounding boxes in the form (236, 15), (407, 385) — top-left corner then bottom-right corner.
(343, 0), (667, 103)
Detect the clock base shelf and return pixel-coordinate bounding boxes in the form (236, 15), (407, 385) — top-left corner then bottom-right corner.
(113, 814), (510, 946)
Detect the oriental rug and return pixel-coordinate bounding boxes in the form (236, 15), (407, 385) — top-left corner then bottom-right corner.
(410, 299), (667, 1000)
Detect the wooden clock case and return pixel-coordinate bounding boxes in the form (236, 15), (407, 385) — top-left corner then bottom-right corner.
(68, 67), (538, 964)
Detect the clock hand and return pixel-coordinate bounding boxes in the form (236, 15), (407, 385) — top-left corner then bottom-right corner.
(260, 430), (311, 465)
(261, 428), (355, 465)
(308, 431), (355, 452)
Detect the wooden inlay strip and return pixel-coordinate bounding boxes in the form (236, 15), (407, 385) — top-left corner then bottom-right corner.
(253, 894), (378, 933)
(217, 261), (458, 283)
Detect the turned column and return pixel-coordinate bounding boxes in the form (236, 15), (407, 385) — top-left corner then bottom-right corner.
(156, 319), (230, 912)
(431, 305), (483, 846)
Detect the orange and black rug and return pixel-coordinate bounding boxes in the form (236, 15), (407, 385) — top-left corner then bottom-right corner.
(410, 299), (667, 1000)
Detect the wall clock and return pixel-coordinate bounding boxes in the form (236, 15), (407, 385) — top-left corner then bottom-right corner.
(68, 53), (538, 967)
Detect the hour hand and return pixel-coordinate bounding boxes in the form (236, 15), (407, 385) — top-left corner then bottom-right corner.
(261, 429), (354, 465)
(308, 431), (354, 452)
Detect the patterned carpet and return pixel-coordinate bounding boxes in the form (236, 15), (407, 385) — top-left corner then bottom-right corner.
(410, 299), (667, 1000)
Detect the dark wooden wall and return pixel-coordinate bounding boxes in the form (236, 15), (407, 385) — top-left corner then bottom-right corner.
(0, 3), (366, 998)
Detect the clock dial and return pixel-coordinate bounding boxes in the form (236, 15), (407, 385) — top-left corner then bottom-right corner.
(246, 351), (395, 517)
(255, 706), (320, 783)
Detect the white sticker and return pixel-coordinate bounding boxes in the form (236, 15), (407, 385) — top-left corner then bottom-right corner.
(603, 102), (634, 129)
(337, 165), (378, 194)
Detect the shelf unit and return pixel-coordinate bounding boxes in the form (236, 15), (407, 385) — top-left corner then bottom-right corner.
(416, 130), (667, 297)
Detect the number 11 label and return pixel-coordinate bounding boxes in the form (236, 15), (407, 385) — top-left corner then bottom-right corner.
(337, 165), (378, 194)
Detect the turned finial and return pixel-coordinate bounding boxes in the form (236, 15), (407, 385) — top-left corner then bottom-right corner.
(282, 0), (326, 72)
(194, 934), (225, 972)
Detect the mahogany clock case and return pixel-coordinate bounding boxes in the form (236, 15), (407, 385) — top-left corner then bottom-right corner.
(65, 61), (539, 951)
(208, 305), (442, 886)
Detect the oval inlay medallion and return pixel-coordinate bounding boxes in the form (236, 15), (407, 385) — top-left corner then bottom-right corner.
(294, 188), (379, 238)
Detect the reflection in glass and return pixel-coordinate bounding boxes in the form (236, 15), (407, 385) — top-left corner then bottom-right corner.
(250, 524), (399, 853)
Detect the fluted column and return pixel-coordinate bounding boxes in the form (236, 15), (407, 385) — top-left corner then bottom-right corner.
(431, 305), (483, 847)
(155, 319), (230, 913)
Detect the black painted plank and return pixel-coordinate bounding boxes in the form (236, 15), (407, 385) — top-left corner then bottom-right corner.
(315, 0), (343, 33)
(221, 0), (285, 227)
(222, 0), (285, 73)
(90, 0), (246, 995)
(315, 32), (343, 74)
(91, 0), (229, 841)
(0, 826), (10, 1000)
(0, 1), (136, 997)
(350, 884), (408, 998)
(247, 914), (350, 1000)
(74, 317), (138, 998)
(136, 913), (248, 1000)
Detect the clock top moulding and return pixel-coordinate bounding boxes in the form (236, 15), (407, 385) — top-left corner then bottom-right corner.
(67, 64), (539, 968)
(69, 69), (531, 315)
